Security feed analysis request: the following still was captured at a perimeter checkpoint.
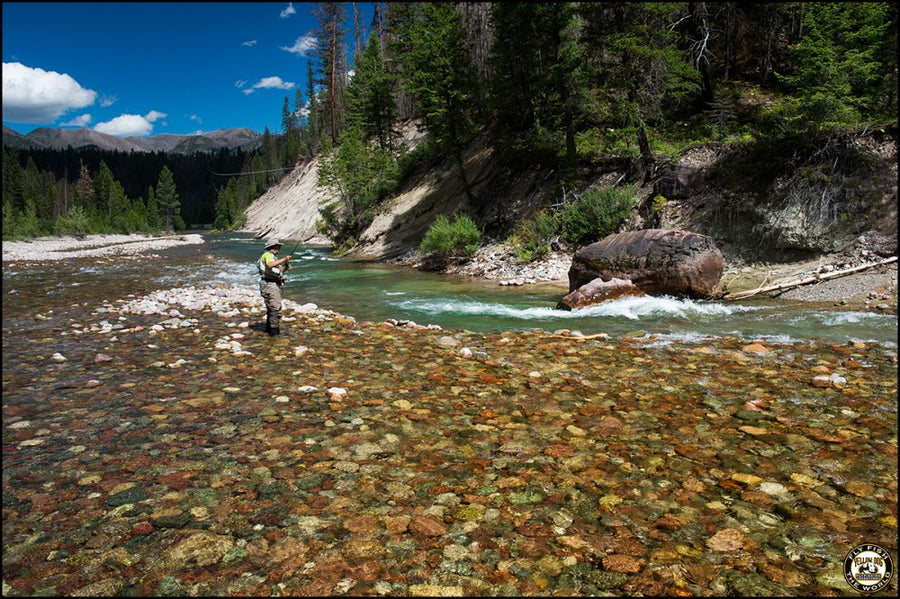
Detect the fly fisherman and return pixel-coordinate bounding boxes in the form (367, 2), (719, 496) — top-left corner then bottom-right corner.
(257, 238), (291, 336)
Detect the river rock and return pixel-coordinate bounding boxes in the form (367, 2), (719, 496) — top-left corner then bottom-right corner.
(70, 578), (126, 597)
(557, 277), (644, 309)
(156, 530), (235, 572)
(567, 229), (724, 298)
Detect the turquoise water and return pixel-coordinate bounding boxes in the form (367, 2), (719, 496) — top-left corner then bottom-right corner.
(204, 233), (897, 346)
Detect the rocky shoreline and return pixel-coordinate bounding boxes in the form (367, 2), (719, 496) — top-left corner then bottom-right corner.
(1, 233), (205, 263)
(399, 240), (898, 314)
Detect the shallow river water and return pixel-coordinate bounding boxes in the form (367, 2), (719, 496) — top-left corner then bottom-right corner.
(2, 233), (897, 596)
(169, 234), (899, 344)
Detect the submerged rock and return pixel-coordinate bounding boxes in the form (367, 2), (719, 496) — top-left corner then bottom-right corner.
(557, 277), (644, 309)
(155, 531), (235, 572)
(3, 270), (897, 598)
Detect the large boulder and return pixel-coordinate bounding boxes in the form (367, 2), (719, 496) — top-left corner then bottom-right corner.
(567, 229), (724, 299)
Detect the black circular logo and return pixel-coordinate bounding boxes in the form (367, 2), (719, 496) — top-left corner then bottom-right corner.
(844, 543), (894, 593)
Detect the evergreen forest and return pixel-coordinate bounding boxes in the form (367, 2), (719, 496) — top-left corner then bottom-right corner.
(3, 2), (897, 245)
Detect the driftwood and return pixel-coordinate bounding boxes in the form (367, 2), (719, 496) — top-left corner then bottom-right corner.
(721, 256), (897, 301)
(552, 332), (612, 341)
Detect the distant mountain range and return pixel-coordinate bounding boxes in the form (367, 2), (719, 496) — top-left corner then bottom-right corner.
(2, 125), (263, 154)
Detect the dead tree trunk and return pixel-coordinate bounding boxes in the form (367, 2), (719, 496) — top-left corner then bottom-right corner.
(721, 256), (897, 300)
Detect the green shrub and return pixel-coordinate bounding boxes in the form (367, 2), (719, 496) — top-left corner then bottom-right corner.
(560, 186), (636, 247)
(509, 209), (560, 263)
(4, 199), (47, 240)
(651, 194), (668, 214)
(575, 128), (604, 159)
(419, 213), (481, 259)
(53, 205), (92, 237)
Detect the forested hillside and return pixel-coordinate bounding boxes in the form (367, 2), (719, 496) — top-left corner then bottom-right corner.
(2, 145), (267, 235)
(278, 2), (898, 261)
(5, 2), (897, 255)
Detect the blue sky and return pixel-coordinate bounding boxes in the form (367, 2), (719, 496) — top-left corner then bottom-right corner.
(2, 2), (373, 138)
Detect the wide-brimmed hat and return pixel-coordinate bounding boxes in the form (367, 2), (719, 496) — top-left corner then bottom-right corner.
(265, 238), (282, 249)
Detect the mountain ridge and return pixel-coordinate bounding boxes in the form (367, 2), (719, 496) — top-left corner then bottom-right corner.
(2, 124), (262, 154)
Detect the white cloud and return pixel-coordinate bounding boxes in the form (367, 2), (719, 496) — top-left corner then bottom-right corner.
(61, 114), (92, 127)
(94, 114), (153, 137)
(242, 76), (295, 95)
(280, 3), (296, 19)
(242, 40), (257, 47)
(2, 62), (97, 124)
(100, 95), (118, 108)
(281, 34), (317, 56)
(235, 80), (247, 89)
(190, 114), (202, 124)
(93, 110), (165, 137)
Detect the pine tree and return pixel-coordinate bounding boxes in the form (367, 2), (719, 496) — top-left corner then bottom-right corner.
(347, 32), (398, 150)
(145, 185), (162, 231)
(488, 3), (544, 142)
(2, 147), (26, 216)
(281, 95), (300, 167)
(129, 195), (150, 233)
(398, 2), (479, 201)
(457, 2), (494, 106)
(305, 61), (321, 154)
(352, 1), (365, 61)
(777, 2), (896, 130)
(383, 2), (427, 120)
(213, 178), (239, 230)
(313, 1), (349, 143)
(488, 2), (592, 166)
(23, 157), (53, 233)
(154, 166), (184, 232)
(94, 161), (117, 229)
(73, 160), (94, 210)
(107, 180), (131, 232)
(293, 87), (307, 158)
(2, 196), (18, 239)
(583, 3), (699, 178)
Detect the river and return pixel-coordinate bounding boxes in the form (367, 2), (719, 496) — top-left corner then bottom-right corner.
(2, 231), (896, 348)
(2, 232), (897, 596)
(212, 233), (895, 346)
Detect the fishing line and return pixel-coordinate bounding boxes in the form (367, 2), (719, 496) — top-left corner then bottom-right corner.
(207, 166), (292, 176)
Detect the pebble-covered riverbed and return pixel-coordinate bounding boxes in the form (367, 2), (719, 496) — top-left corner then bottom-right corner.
(3, 272), (898, 595)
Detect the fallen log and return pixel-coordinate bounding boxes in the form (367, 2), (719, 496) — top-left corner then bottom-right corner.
(721, 256), (897, 301)
(552, 332), (612, 341)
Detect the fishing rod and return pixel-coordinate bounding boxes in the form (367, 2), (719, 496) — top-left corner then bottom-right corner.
(280, 238), (303, 276)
